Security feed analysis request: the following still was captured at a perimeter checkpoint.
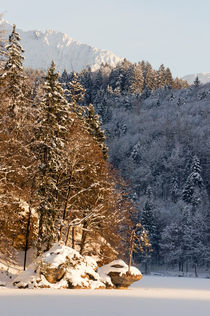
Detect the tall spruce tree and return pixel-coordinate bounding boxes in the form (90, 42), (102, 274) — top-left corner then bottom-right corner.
(85, 104), (108, 159)
(141, 186), (160, 266)
(0, 24), (26, 114)
(35, 61), (70, 254)
(68, 72), (86, 119)
(182, 155), (204, 207)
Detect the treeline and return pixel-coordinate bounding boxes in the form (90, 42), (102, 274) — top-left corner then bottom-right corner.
(0, 25), (140, 267)
(60, 59), (188, 107)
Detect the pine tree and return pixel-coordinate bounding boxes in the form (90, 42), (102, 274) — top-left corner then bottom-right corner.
(85, 103), (108, 159)
(127, 63), (144, 94)
(35, 61), (70, 254)
(182, 205), (208, 275)
(141, 186), (160, 266)
(160, 219), (185, 270)
(165, 68), (173, 87)
(182, 155), (204, 207)
(0, 24), (26, 114)
(93, 69), (103, 96)
(79, 67), (92, 104)
(68, 72), (86, 118)
(193, 76), (200, 88)
(158, 64), (166, 89)
(170, 175), (179, 202)
(145, 63), (156, 91)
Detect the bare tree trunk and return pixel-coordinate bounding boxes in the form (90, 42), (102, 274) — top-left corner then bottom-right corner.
(65, 225), (71, 246)
(23, 203), (31, 270)
(194, 263), (198, 277)
(80, 222), (87, 255)
(72, 226), (76, 249)
(186, 261), (189, 274)
(59, 175), (72, 241)
(37, 212), (43, 256)
(128, 230), (135, 274)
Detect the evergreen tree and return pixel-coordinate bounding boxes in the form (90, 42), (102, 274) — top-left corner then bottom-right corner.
(165, 68), (173, 87)
(93, 69), (103, 96)
(79, 67), (92, 103)
(0, 25), (26, 114)
(160, 219), (185, 270)
(141, 186), (160, 264)
(127, 63), (144, 94)
(182, 155), (204, 207)
(158, 64), (166, 89)
(182, 205), (208, 275)
(145, 63), (157, 91)
(194, 76), (200, 88)
(68, 72), (86, 118)
(35, 61), (70, 254)
(85, 103), (108, 159)
(170, 175), (179, 202)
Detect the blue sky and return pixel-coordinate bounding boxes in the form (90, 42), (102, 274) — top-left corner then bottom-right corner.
(1, 0), (210, 77)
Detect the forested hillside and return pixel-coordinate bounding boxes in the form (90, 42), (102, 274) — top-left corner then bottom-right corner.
(62, 65), (210, 274)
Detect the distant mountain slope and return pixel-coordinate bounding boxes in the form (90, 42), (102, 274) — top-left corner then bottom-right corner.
(0, 20), (123, 73)
(182, 73), (210, 84)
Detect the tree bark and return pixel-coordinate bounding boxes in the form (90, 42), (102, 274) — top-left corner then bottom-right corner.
(80, 222), (87, 255)
(37, 211), (43, 256)
(72, 226), (76, 249)
(65, 225), (71, 246)
(23, 204), (32, 270)
(59, 175), (72, 241)
(128, 230), (135, 274)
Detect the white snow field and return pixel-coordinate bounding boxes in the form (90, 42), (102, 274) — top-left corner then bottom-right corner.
(0, 276), (210, 316)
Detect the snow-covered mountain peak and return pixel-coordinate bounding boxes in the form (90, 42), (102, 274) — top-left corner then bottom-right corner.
(0, 20), (123, 73)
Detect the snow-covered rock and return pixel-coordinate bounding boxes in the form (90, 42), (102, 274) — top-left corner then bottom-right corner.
(98, 259), (142, 288)
(13, 243), (106, 289)
(0, 20), (123, 73)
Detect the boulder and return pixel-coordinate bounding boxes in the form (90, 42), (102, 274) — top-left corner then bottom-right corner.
(42, 264), (66, 284)
(98, 259), (142, 288)
(108, 271), (142, 288)
(13, 242), (105, 289)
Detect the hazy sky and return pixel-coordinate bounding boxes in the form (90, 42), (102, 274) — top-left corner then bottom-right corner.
(1, 0), (210, 77)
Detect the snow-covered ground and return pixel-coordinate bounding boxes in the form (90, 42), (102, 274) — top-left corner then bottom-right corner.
(0, 276), (209, 316)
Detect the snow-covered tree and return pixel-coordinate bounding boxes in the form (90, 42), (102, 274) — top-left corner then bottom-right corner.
(140, 186), (161, 266)
(0, 24), (26, 114)
(182, 155), (204, 207)
(85, 103), (108, 159)
(68, 72), (86, 119)
(193, 76), (200, 88)
(35, 61), (71, 254)
(158, 64), (166, 88)
(170, 175), (179, 203)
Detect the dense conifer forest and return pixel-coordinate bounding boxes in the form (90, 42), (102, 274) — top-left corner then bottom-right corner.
(61, 62), (210, 274)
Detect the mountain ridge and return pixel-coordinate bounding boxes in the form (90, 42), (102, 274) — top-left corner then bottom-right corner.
(0, 20), (123, 73)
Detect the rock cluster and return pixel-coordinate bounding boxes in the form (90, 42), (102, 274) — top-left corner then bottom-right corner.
(13, 243), (142, 289)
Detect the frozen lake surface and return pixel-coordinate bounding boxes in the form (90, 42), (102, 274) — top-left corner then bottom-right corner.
(0, 276), (210, 316)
